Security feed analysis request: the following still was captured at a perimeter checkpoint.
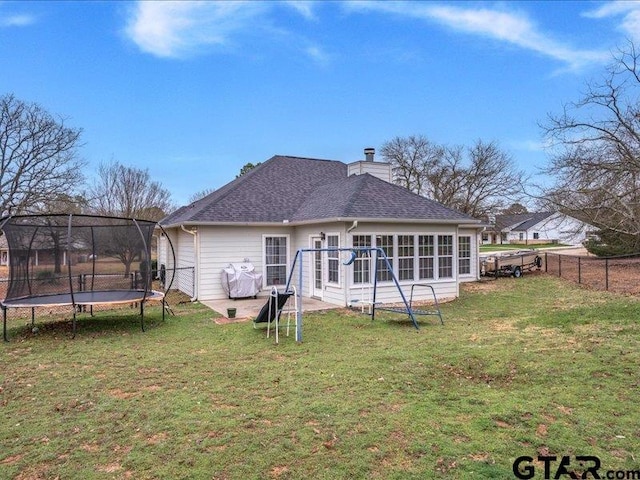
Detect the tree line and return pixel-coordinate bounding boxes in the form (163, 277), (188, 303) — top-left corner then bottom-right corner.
(2, 41), (639, 253)
(0, 93), (173, 221)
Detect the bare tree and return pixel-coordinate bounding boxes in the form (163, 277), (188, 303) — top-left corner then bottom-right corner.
(88, 161), (174, 221)
(381, 135), (444, 196)
(188, 187), (215, 204)
(87, 161), (174, 275)
(34, 194), (87, 273)
(501, 203), (529, 215)
(382, 136), (526, 219)
(541, 40), (640, 252)
(0, 94), (84, 216)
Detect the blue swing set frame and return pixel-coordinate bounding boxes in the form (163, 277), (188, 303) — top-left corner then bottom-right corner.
(283, 247), (443, 342)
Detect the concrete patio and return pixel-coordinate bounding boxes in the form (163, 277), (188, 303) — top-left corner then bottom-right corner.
(201, 295), (338, 323)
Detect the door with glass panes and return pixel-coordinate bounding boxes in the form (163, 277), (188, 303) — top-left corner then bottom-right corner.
(311, 237), (323, 298)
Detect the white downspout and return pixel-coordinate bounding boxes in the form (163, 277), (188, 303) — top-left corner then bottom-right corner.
(181, 225), (198, 302)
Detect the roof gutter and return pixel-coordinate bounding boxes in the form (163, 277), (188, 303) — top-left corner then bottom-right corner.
(181, 224), (198, 302)
(164, 217), (484, 229)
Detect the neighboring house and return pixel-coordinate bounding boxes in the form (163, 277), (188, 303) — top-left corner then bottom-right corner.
(158, 150), (484, 307)
(0, 230), (86, 268)
(482, 212), (594, 246)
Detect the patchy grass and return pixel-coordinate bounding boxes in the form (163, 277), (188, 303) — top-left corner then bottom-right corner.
(2, 275), (640, 479)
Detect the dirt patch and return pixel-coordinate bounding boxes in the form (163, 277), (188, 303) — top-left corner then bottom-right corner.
(213, 316), (250, 325)
(461, 279), (503, 293)
(108, 389), (138, 400)
(0, 454), (24, 465)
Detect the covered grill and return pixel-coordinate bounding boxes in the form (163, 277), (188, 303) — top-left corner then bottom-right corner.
(221, 260), (263, 299)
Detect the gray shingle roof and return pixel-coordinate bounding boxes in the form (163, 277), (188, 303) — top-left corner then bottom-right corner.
(161, 155), (479, 226)
(495, 212), (554, 231)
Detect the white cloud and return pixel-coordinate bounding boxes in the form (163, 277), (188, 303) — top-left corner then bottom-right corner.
(509, 139), (549, 153)
(583, 1), (640, 41)
(284, 1), (318, 21)
(124, 1), (268, 58)
(0, 13), (36, 27)
(344, 1), (609, 70)
(305, 45), (331, 66)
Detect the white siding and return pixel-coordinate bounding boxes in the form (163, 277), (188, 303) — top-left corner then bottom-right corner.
(196, 226), (294, 301)
(290, 223), (349, 306)
(169, 220), (481, 305)
(167, 229), (196, 297)
(347, 161), (393, 182)
(531, 214), (591, 245)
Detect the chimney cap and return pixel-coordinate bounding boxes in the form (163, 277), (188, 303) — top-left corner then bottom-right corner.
(364, 147), (375, 162)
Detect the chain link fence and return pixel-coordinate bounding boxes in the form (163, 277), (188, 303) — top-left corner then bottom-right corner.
(0, 266), (195, 320)
(544, 252), (640, 295)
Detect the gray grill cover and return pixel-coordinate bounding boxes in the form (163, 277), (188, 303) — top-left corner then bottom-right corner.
(221, 261), (263, 299)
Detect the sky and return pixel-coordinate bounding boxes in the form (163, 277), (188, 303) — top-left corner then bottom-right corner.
(1, 1), (639, 208)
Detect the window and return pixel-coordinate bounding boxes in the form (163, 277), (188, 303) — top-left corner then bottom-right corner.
(376, 235), (394, 282)
(418, 235), (435, 280)
(533, 232), (539, 240)
(327, 234), (339, 284)
(352, 235), (371, 284)
(519, 232), (524, 241)
(458, 236), (471, 275)
(438, 235), (453, 278)
(398, 235), (414, 281)
(264, 236), (287, 285)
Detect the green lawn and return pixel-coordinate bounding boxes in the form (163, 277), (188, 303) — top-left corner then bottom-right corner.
(480, 243), (569, 252)
(2, 275), (640, 479)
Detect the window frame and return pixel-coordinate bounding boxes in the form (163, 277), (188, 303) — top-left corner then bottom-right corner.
(352, 234), (372, 285)
(326, 233), (340, 286)
(418, 234), (435, 280)
(262, 234), (289, 287)
(397, 234), (415, 281)
(375, 234), (394, 283)
(458, 235), (472, 276)
(437, 234), (454, 279)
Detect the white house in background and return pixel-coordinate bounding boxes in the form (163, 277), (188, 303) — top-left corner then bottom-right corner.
(158, 149), (484, 306)
(482, 212), (594, 246)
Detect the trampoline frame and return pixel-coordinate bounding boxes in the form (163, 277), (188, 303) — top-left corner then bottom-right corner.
(0, 214), (176, 341)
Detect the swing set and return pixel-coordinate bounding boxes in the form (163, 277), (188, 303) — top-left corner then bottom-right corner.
(276, 246), (443, 342)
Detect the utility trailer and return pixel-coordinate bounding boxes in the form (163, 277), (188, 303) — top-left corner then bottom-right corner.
(480, 249), (543, 278)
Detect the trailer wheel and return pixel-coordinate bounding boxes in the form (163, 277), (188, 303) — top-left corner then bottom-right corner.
(534, 256), (542, 268)
(513, 266), (523, 278)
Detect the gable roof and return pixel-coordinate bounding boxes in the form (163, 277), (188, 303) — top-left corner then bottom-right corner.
(494, 212), (554, 232)
(161, 155), (480, 227)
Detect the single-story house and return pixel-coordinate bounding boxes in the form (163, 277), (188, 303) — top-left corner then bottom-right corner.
(158, 149), (484, 306)
(482, 212), (595, 246)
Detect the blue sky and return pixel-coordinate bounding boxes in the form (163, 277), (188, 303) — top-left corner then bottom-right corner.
(1, 1), (639, 207)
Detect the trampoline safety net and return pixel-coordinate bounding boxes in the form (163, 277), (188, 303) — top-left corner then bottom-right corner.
(0, 214), (157, 304)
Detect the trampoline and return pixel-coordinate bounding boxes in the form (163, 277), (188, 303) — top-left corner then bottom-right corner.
(0, 214), (175, 341)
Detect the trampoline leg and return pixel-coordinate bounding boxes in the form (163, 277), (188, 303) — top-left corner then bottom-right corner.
(162, 299), (165, 321)
(3, 307), (7, 342)
(31, 308), (35, 328)
(140, 301), (145, 332)
(71, 309), (77, 339)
